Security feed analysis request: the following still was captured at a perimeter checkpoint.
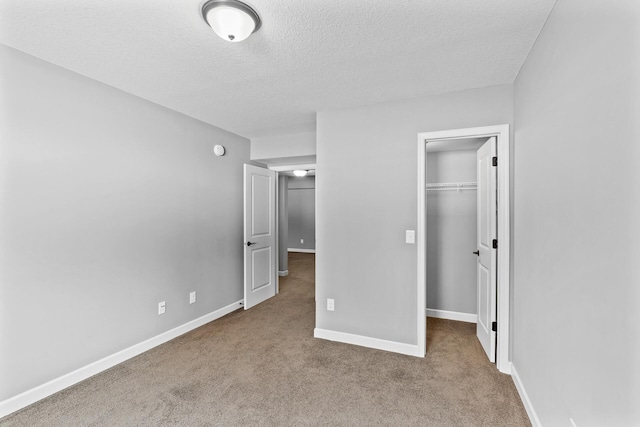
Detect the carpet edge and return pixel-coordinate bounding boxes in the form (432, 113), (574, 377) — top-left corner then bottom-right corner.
(314, 328), (422, 357)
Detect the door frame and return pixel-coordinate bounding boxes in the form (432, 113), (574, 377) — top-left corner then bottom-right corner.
(417, 124), (511, 373)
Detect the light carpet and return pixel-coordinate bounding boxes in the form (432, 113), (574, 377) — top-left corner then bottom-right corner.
(1, 253), (530, 426)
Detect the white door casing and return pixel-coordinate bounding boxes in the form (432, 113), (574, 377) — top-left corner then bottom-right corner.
(417, 124), (510, 374)
(476, 137), (497, 362)
(243, 164), (277, 310)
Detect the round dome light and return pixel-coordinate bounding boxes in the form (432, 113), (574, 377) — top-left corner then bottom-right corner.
(202, 0), (261, 42)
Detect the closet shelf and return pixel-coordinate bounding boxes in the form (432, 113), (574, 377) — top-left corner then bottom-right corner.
(426, 182), (477, 191)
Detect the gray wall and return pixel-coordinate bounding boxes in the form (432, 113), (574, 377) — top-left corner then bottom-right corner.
(278, 175), (289, 272)
(0, 45), (249, 401)
(287, 176), (315, 250)
(512, 1), (640, 425)
(427, 150), (477, 315)
(250, 131), (316, 160)
(316, 85), (513, 344)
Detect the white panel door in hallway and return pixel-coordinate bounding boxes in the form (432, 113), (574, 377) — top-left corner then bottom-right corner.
(244, 164), (277, 309)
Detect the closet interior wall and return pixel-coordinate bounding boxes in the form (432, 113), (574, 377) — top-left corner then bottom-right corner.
(426, 149), (478, 317)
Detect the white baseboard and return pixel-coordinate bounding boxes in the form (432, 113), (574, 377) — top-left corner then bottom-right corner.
(426, 308), (477, 323)
(287, 248), (316, 253)
(278, 270), (289, 276)
(511, 363), (541, 427)
(0, 300), (243, 419)
(314, 328), (422, 357)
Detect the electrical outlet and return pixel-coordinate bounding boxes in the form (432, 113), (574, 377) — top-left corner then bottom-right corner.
(327, 298), (335, 311)
(158, 301), (166, 315)
(300, 238), (304, 244)
(190, 291), (196, 304)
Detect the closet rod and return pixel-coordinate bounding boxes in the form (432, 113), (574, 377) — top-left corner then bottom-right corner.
(426, 182), (477, 192)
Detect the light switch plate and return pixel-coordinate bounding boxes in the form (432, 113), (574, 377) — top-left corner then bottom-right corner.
(406, 230), (415, 244)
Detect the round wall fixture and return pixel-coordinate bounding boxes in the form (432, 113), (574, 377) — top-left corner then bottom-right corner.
(214, 145), (226, 156)
(202, 0), (261, 42)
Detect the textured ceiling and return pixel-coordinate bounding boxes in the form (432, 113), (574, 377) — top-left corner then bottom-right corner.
(0, 0), (556, 139)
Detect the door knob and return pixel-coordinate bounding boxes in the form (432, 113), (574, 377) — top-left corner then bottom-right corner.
(473, 250), (480, 256)
(247, 241), (257, 246)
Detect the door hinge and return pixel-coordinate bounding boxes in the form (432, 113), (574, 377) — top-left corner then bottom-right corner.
(492, 156), (497, 167)
(492, 239), (498, 249)
(492, 321), (497, 332)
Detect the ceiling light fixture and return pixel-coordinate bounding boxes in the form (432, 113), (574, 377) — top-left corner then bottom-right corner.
(293, 170), (308, 177)
(202, 0), (261, 42)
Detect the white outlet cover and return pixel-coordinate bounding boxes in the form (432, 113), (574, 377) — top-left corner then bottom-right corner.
(327, 298), (335, 311)
(189, 291), (196, 304)
(158, 301), (166, 315)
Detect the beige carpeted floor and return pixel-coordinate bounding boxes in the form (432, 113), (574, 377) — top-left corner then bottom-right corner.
(2, 253), (530, 426)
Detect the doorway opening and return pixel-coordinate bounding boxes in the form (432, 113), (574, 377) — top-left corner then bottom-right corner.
(417, 125), (511, 373)
(284, 173), (316, 256)
(270, 165), (316, 280)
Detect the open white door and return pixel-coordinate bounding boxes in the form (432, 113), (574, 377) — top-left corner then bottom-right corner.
(243, 164), (277, 310)
(476, 137), (497, 362)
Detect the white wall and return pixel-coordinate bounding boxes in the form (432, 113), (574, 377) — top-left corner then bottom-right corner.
(0, 45), (249, 402)
(250, 131), (316, 160)
(513, 1), (640, 425)
(288, 176), (315, 251)
(426, 150), (477, 315)
(316, 85), (512, 346)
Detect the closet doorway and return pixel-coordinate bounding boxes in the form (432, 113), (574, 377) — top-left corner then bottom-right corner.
(416, 125), (511, 373)
(426, 137), (496, 362)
